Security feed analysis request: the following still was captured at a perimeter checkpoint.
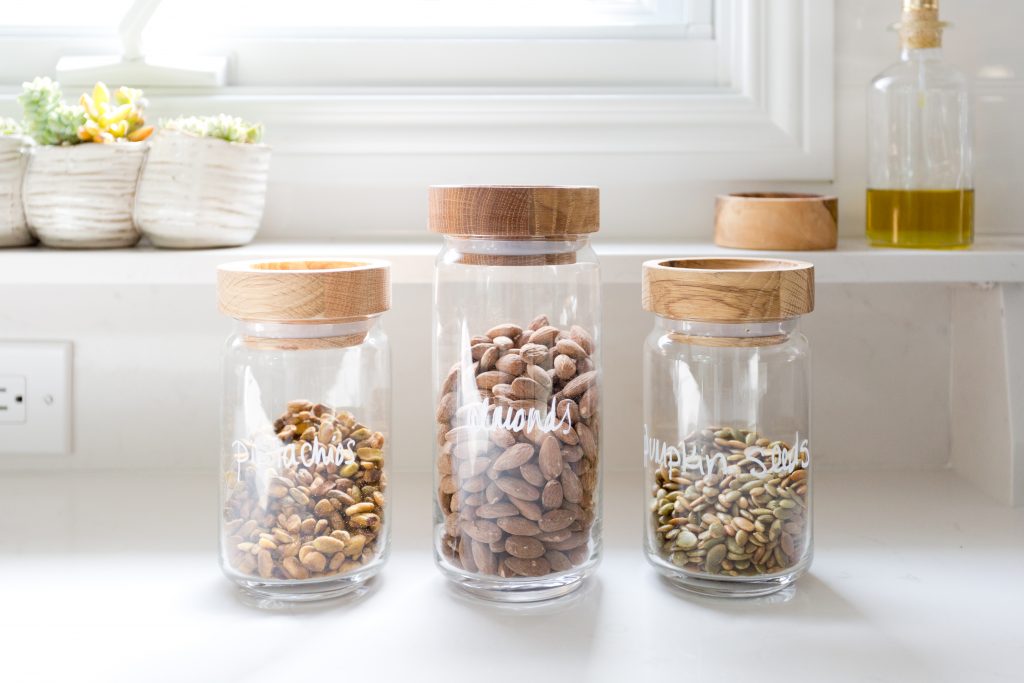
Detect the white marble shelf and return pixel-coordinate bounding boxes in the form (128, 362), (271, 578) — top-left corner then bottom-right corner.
(1, 469), (1021, 683)
(2, 236), (1024, 285)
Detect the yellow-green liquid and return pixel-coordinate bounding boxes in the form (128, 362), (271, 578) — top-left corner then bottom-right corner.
(866, 189), (974, 249)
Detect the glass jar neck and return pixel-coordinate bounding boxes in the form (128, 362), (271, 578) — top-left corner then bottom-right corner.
(658, 317), (797, 340)
(901, 45), (943, 61)
(443, 235), (590, 256)
(236, 318), (377, 339)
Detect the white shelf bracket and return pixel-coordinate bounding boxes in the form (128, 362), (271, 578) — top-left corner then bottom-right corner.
(951, 282), (1024, 506)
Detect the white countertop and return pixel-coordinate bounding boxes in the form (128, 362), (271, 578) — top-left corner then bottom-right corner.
(2, 469), (1021, 683)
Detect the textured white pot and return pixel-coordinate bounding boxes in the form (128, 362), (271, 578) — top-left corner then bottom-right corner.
(0, 135), (32, 248)
(135, 131), (271, 249)
(23, 142), (147, 248)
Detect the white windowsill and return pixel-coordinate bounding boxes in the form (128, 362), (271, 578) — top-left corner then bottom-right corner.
(0, 468), (1018, 681)
(3, 236), (1024, 286)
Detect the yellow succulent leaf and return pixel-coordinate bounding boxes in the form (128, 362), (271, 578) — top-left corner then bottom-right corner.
(80, 94), (100, 121)
(115, 86), (143, 105)
(107, 103), (133, 124)
(92, 82), (110, 107)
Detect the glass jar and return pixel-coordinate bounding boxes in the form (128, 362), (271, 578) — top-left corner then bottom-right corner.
(866, 0), (973, 248)
(430, 185), (602, 601)
(642, 257), (814, 597)
(217, 259), (391, 602)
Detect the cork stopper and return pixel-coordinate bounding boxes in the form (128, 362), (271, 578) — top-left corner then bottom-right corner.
(217, 259), (391, 324)
(900, 0), (943, 49)
(642, 257), (814, 323)
(429, 185), (599, 238)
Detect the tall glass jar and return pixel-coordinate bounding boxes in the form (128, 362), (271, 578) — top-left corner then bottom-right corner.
(217, 259), (391, 602)
(642, 258), (814, 597)
(866, 0), (973, 248)
(430, 185), (602, 602)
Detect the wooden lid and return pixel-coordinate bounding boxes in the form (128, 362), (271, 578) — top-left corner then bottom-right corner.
(429, 185), (599, 237)
(714, 193), (838, 251)
(218, 259), (390, 323)
(642, 257), (814, 322)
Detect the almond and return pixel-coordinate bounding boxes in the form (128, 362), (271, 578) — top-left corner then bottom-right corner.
(505, 535), (546, 559)
(491, 443), (535, 471)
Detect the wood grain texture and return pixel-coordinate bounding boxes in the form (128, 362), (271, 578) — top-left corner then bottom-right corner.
(135, 131), (271, 249)
(714, 193), (837, 251)
(429, 185), (599, 237)
(242, 334), (368, 350)
(23, 143), (147, 248)
(642, 257), (814, 323)
(218, 259), (390, 323)
(449, 252), (577, 267)
(668, 333), (790, 348)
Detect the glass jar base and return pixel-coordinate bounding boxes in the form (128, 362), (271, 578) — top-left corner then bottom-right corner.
(228, 564), (382, 604)
(438, 559), (595, 603)
(651, 558), (809, 599)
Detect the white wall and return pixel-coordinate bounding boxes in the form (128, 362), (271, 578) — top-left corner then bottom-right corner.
(0, 282), (952, 474)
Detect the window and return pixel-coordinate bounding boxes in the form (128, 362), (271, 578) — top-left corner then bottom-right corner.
(2, 0), (719, 87)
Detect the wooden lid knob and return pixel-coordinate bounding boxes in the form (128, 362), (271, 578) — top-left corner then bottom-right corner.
(642, 257), (814, 323)
(429, 185), (599, 237)
(218, 259), (390, 323)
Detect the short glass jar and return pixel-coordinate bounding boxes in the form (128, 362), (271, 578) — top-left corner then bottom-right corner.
(641, 257), (814, 597)
(217, 259), (391, 602)
(430, 185), (603, 602)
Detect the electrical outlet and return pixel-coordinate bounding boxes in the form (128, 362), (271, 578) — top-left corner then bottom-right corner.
(0, 375), (28, 423)
(0, 342), (72, 455)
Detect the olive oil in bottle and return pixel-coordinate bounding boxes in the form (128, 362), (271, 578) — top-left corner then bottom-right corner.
(866, 0), (973, 249)
(866, 189), (974, 249)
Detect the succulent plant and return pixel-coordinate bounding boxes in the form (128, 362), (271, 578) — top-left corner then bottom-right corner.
(0, 117), (22, 136)
(161, 114), (264, 144)
(17, 77), (85, 145)
(78, 82), (153, 143)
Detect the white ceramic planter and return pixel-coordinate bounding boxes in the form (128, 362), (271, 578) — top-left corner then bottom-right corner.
(135, 131), (271, 249)
(0, 135), (32, 247)
(23, 143), (147, 249)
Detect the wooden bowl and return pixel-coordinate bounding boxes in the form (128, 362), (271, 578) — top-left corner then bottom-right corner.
(714, 193), (838, 251)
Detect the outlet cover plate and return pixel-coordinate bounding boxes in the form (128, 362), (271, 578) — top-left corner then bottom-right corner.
(0, 341), (72, 455)
(0, 375), (27, 424)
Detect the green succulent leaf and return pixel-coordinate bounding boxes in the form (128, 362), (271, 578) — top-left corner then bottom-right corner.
(0, 117), (22, 136)
(161, 114), (264, 144)
(17, 77), (85, 145)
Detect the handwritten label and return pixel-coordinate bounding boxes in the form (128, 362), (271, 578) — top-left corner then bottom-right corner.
(643, 424), (809, 478)
(232, 436), (356, 477)
(463, 397), (574, 435)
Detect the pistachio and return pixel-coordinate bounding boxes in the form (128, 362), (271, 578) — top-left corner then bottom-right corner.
(223, 400), (386, 583)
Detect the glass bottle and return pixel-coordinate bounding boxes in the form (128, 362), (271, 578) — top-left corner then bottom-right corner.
(217, 259), (391, 602)
(867, 0), (973, 249)
(430, 185), (602, 602)
(642, 257), (814, 597)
